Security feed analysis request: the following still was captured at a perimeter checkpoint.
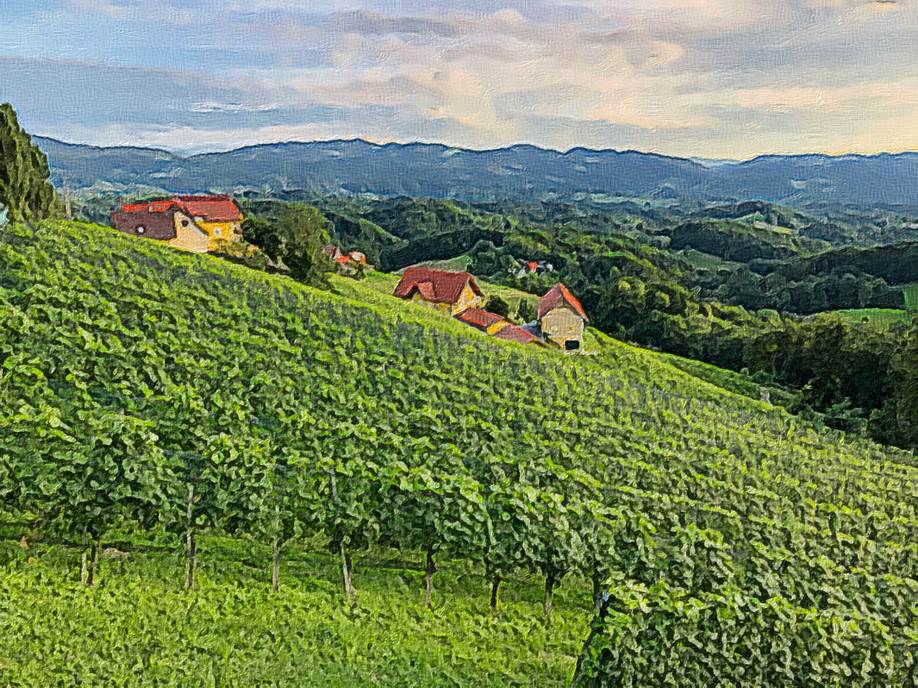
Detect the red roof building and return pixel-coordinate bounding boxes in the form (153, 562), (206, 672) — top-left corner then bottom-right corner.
(394, 267), (483, 315)
(112, 195), (243, 252)
(537, 283), (588, 352)
(455, 307), (508, 333)
(537, 283), (589, 321)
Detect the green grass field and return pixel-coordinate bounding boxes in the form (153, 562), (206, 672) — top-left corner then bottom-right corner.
(675, 248), (742, 271)
(0, 535), (590, 686)
(903, 283), (918, 311)
(406, 254), (473, 272)
(831, 308), (915, 328)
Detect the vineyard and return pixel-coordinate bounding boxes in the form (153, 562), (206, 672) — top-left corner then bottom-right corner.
(1, 221), (917, 686)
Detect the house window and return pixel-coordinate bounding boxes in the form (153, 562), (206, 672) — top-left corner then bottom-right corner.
(565, 339), (580, 351)
(181, 219), (189, 227)
(136, 226), (145, 234)
(214, 228), (222, 237)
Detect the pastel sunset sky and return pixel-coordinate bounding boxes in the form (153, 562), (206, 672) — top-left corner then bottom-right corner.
(1, 0), (916, 158)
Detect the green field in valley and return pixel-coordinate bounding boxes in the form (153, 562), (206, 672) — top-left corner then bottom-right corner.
(405, 254), (473, 272)
(903, 282), (918, 310)
(1, 221), (917, 686)
(830, 308), (915, 328)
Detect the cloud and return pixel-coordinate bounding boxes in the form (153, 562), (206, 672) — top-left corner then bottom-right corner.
(190, 101), (280, 114)
(321, 10), (460, 37)
(2, 0), (917, 157)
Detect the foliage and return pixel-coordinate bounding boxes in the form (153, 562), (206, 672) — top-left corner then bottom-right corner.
(0, 104), (55, 223)
(666, 219), (822, 262)
(486, 294), (511, 318)
(573, 580), (915, 688)
(242, 202), (332, 285)
(764, 241), (918, 286)
(210, 237), (273, 272)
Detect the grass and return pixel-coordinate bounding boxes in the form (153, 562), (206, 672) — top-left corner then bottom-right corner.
(830, 308), (915, 328)
(674, 248), (742, 271)
(903, 283), (918, 311)
(407, 254), (473, 272)
(0, 535), (591, 687)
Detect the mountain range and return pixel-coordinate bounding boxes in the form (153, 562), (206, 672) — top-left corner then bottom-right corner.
(36, 136), (918, 208)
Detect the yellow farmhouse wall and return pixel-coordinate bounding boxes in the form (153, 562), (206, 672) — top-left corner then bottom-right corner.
(167, 212), (210, 253)
(541, 306), (585, 348)
(197, 220), (243, 251)
(450, 284), (483, 315)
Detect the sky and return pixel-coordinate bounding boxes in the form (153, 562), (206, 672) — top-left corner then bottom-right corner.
(1, 0), (916, 158)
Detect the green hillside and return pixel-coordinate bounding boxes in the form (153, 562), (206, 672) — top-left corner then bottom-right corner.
(1, 221), (917, 686)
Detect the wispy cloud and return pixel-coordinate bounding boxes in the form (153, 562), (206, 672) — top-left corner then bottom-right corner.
(190, 101), (280, 114)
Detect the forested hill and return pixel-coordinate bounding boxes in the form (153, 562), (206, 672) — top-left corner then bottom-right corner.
(2, 220), (916, 684)
(36, 136), (918, 207)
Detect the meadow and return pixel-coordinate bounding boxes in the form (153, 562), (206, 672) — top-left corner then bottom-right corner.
(0, 533), (589, 687)
(831, 307), (915, 328)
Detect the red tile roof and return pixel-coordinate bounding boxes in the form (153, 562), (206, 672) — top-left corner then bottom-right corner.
(173, 195), (243, 222)
(121, 200), (181, 214)
(393, 267), (482, 305)
(415, 281), (436, 300)
(118, 195), (241, 222)
(494, 325), (542, 344)
(538, 283), (589, 321)
(455, 308), (506, 331)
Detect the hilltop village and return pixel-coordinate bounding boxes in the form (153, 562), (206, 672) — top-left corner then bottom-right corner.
(111, 194), (590, 351)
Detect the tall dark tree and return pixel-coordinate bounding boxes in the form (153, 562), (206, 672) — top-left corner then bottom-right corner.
(243, 202), (332, 286)
(885, 324), (918, 450)
(0, 103), (55, 222)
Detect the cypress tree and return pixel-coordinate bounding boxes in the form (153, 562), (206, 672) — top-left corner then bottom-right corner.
(0, 103), (55, 222)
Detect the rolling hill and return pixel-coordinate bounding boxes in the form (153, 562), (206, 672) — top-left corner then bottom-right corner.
(36, 136), (918, 207)
(1, 221), (916, 685)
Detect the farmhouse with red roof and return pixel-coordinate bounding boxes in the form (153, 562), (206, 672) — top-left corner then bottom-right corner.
(537, 283), (589, 351)
(112, 195), (243, 253)
(393, 267), (483, 315)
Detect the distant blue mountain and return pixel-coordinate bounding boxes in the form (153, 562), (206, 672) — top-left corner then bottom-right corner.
(36, 136), (918, 207)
